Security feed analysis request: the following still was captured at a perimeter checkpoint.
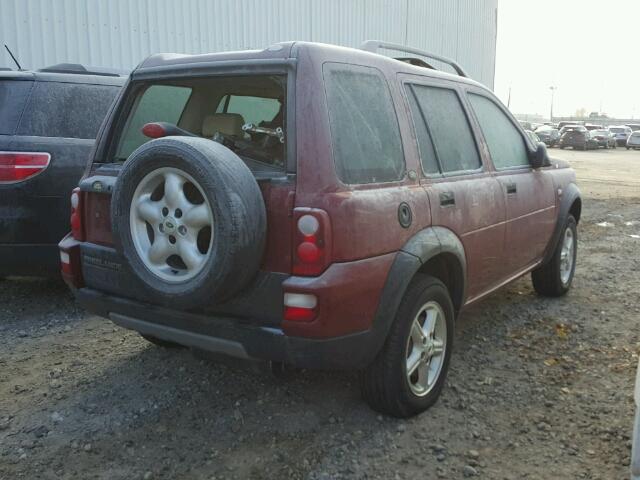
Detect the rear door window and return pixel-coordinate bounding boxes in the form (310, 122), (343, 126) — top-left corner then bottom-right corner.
(467, 93), (529, 169)
(116, 85), (192, 159)
(407, 84), (481, 174)
(0, 80), (33, 135)
(17, 81), (120, 139)
(323, 63), (404, 184)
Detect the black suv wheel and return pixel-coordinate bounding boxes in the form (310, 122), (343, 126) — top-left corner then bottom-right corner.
(361, 275), (454, 417)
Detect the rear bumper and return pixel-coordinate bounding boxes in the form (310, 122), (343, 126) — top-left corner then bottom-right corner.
(0, 243), (61, 276)
(76, 287), (373, 370)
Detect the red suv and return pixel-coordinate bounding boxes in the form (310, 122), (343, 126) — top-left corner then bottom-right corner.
(59, 41), (581, 417)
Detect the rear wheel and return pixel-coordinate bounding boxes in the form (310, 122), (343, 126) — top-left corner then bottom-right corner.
(360, 275), (454, 418)
(532, 215), (577, 296)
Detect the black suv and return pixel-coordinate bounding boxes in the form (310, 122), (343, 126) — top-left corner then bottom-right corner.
(0, 64), (125, 276)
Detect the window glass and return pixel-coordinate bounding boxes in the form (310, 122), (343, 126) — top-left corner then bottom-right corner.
(217, 95), (282, 126)
(17, 82), (120, 139)
(405, 87), (439, 175)
(411, 85), (481, 173)
(0, 80), (32, 135)
(468, 93), (529, 169)
(116, 85), (192, 159)
(324, 63), (404, 184)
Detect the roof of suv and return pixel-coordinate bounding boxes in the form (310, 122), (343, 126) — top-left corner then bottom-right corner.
(0, 65), (127, 86)
(134, 41), (487, 90)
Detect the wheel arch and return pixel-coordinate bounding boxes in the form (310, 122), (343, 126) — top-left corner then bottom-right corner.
(542, 182), (581, 265)
(361, 227), (466, 367)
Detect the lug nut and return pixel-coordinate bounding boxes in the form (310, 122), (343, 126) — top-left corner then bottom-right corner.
(159, 224), (164, 233)
(178, 225), (187, 235)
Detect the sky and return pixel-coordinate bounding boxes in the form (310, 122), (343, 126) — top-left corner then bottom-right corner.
(494, 0), (640, 119)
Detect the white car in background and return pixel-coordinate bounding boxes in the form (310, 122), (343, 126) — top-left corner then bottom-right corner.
(632, 362), (640, 479)
(609, 126), (632, 146)
(626, 131), (640, 150)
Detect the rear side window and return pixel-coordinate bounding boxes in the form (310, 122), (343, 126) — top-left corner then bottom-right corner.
(116, 85), (192, 159)
(216, 95), (282, 126)
(323, 63), (404, 184)
(0, 80), (33, 135)
(17, 81), (120, 139)
(409, 85), (481, 174)
(468, 93), (529, 169)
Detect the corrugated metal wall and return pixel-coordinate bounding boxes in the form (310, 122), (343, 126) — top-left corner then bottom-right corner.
(0, 0), (498, 88)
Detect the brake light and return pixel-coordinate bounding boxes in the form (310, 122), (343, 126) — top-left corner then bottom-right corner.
(0, 152), (50, 183)
(292, 209), (332, 276)
(70, 188), (85, 241)
(142, 122), (167, 139)
(283, 293), (317, 322)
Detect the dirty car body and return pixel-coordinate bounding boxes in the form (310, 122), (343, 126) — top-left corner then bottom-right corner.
(59, 42), (581, 417)
(0, 67), (125, 276)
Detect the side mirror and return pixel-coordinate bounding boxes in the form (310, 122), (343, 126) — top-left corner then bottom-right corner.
(530, 142), (551, 169)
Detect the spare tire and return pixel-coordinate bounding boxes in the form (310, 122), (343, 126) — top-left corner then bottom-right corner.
(111, 137), (266, 309)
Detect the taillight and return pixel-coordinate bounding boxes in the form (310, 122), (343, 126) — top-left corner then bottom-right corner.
(70, 188), (85, 241)
(0, 151), (50, 183)
(292, 208), (332, 276)
(283, 293), (317, 322)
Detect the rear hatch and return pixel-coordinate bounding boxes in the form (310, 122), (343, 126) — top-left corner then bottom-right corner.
(0, 76), (121, 246)
(78, 70), (295, 324)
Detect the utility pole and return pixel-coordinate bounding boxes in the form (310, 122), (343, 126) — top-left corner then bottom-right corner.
(549, 86), (557, 122)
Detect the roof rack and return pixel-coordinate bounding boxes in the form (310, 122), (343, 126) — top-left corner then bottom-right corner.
(360, 40), (468, 78)
(37, 63), (127, 77)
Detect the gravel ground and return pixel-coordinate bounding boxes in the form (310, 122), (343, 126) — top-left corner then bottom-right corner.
(1, 149), (639, 480)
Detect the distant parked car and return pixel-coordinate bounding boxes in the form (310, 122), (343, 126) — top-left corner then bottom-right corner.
(627, 131), (640, 150)
(558, 125), (597, 150)
(525, 129), (541, 145)
(0, 64), (125, 277)
(609, 126), (632, 146)
(557, 121), (583, 131)
(626, 124), (640, 132)
(590, 129), (617, 149)
(535, 126), (560, 147)
(584, 124), (603, 131)
(518, 120), (533, 131)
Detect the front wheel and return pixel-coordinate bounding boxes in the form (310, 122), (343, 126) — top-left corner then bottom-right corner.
(532, 215), (577, 296)
(360, 275), (454, 417)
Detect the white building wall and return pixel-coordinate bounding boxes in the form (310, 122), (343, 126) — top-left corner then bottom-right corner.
(0, 0), (498, 88)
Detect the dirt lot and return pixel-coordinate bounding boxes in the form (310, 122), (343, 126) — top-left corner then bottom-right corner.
(1, 148), (639, 480)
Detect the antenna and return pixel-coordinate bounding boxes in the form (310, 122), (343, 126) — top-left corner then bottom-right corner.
(4, 44), (22, 70)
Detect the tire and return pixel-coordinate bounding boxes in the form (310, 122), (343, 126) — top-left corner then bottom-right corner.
(141, 334), (184, 348)
(360, 275), (454, 418)
(532, 215), (577, 297)
(627, 147), (631, 150)
(111, 137), (266, 309)
(559, 145), (565, 149)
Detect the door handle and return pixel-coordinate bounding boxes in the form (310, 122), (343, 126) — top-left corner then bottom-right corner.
(439, 191), (455, 206)
(506, 182), (517, 194)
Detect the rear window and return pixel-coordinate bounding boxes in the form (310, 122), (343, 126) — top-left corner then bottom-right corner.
(17, 81), (120, 139)
(113, 75), (287, 170)
(0, 80), (33, 135)
(215, 95), (281, 126)
(117, 85), (192, 159)
(323, 63), (404, 184)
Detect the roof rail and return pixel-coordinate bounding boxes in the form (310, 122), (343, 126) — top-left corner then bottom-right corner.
(360, 40), (468, 78)
(37, 63), (127, 77)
